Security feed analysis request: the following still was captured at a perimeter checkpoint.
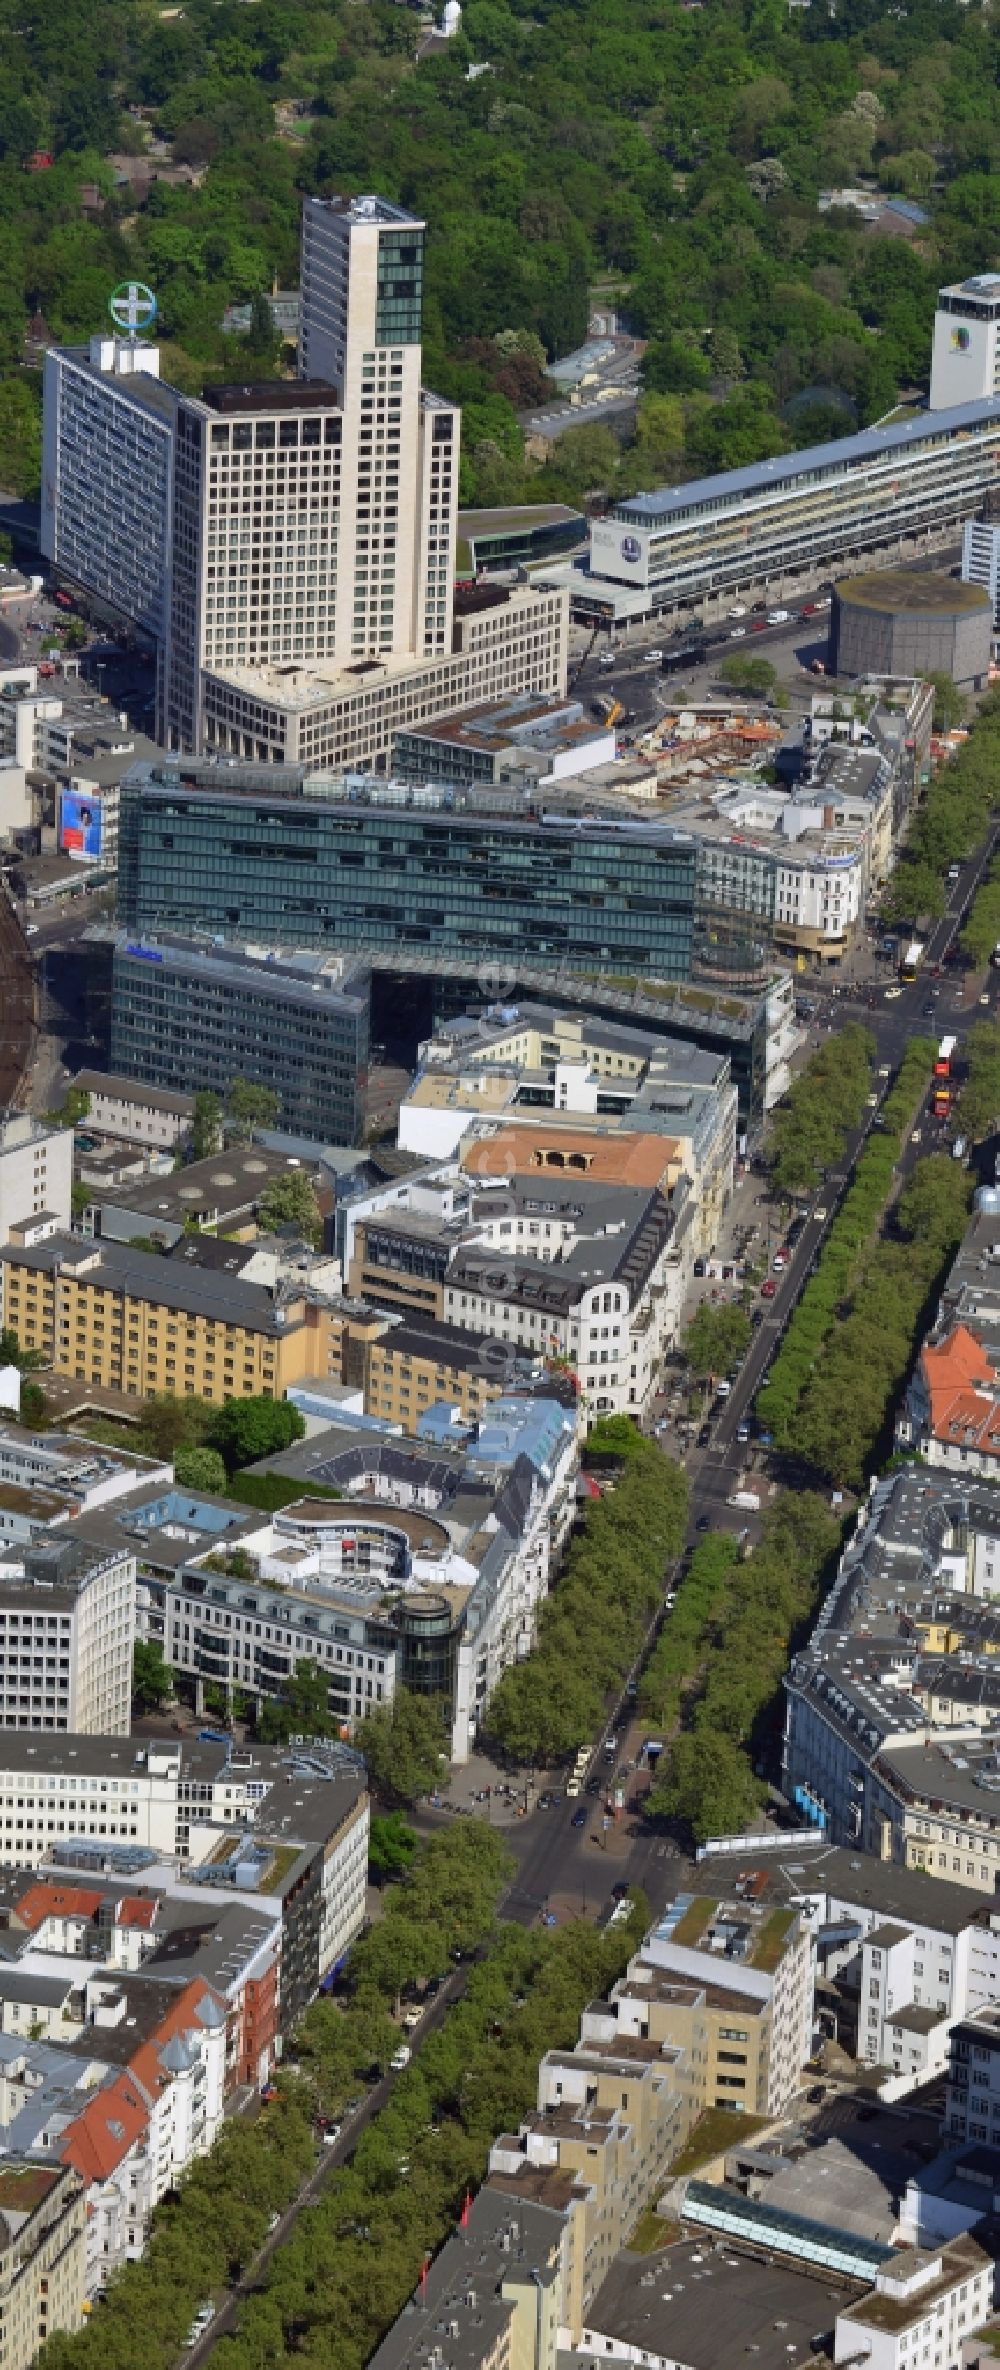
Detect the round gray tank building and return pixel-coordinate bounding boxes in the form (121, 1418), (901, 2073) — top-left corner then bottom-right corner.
(831, 566), (993, 688)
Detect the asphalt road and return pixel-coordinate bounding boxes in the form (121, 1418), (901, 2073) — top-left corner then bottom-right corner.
(570, 610), (829, 732)
(0, 618), (20, 664)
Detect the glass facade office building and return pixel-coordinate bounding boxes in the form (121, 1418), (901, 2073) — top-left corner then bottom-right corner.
(117, 763), (700, 983)
(109, 930), (371, 1145)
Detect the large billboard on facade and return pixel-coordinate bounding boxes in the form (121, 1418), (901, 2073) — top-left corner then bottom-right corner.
(60, 791), (103, 860)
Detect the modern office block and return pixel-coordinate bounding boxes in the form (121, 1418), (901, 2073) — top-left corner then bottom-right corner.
(110, 933), (370, 1145)
(962, 515), (1000, 624)
(0, 1535), (136, 1736)
(559, 394), (1000, 625)
(117, 759), (700, 982)
(40, 339), (173, 647)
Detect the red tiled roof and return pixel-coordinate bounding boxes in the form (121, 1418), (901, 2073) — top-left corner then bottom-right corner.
(61, 2073), (149, 2185)
(15, 1883), (103, 1933)
(116, 1897), (158, 1930)
(923, 1325), (1000, 1456)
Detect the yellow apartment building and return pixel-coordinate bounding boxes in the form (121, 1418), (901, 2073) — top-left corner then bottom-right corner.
(0, 1234), (336, 1403)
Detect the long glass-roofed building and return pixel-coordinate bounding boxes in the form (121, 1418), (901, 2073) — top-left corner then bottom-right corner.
(549, 395), (1000, 623)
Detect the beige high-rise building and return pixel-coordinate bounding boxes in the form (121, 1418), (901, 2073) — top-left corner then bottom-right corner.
(300, 195), (459, 663)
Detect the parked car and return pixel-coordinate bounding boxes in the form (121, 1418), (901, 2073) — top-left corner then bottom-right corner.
(390, 2045), (411, 2072)
(697, 1423), (712, 1447)
(761, 1278), (777, 1299)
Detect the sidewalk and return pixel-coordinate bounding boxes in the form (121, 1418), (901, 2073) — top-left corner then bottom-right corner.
(430, 1747), (553, 1823)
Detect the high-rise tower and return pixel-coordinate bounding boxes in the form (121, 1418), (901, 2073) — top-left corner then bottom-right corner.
(300, 194), (458, 660)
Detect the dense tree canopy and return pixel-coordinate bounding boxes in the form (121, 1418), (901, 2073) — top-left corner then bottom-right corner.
(5, 0), (1000, 503)
(757, 1044), (970, 1486)
(484, 1440), (688, 1764)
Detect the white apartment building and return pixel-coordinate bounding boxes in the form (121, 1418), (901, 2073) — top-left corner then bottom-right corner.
(70, 1071), (194, 1150)
(443, 1182), (685, 1424)
(184, 1406), (579, 1761)
(930, 274), (1000, 410)
(962, 516), (1000, 626)
(946, 2007), (1000, 2149)
(834, 2237), (998, 2370)
(0, 1731), (370, 1879)
(0, 1736), (270, 1865)
(71, 1979), (228, 2294)
(0, 1536), (136, 1736)
(0, 1425), (171, 1532)
(0, 1114), (72, 1248)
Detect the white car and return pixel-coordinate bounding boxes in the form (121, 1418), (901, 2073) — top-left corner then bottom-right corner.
(728, 604), (747, 618)
(866, 1093), (878, 1108)
(566, 1777), (582, 1797)
(390, 2045), (411, 2072)
(647, 648), (664, 663)
(767, 608), (790, 624)
(814, 1206), (828, 1222)
(885, 985), (903, 1000)
(729, 627), (746, 639)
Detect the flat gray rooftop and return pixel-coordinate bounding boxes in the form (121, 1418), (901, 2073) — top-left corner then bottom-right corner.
(578, 2240), (857, 2370)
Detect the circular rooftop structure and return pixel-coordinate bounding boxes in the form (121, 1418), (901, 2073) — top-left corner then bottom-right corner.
(831, 566), (993, 688)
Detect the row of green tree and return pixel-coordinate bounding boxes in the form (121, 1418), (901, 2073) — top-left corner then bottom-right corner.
(956, 1019), (1000, 1144)
(483, 1426), (689, 1765)
(757, 1045), (970, 1485)
(959, 863), (1000, 976)
(40, 1821), (646, 2370)
(645, 1493), (842, 1845)
(768, 1021), (875, 1198)
(884, 690), (1000, 929)
(211, 1895), (650, 2370)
